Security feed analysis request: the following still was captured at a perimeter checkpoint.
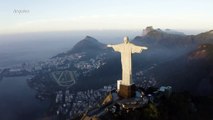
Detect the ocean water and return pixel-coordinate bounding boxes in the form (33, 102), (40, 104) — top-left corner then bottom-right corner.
(0, 76), (49, 120)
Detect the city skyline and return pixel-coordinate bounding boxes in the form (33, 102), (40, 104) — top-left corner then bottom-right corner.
(0, 0), (213, 34)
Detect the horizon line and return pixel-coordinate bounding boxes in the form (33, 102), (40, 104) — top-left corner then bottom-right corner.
(0, 28), (212, 36)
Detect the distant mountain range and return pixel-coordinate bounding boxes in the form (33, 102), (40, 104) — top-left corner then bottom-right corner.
(54, 27), (213, 95)
(133, 27), (213, 50)
(132, 29), (194, 48)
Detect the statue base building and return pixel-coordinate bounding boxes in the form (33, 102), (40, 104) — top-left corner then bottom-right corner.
(118, 84), (136, 98)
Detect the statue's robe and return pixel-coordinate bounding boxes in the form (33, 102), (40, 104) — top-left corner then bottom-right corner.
(111, 42), (145, 85)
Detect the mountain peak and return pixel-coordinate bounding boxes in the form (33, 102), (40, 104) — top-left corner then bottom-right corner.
(142, 26), (184, 36)
(70, 36), (105, 54)
(83, 36), (98, 42)
(142, 26), (154, 36)
(53, 36), (105, 57)
(85, 35), (95, 39)
(142, 26), (167, 37)
(142, 27), (168, 39)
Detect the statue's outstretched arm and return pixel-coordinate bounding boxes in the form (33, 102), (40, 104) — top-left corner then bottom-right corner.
(107, 44), (113, 48)
(141, 46), (148, 50)
(107, 44), (121, 52)
(132, 44), (148, 53)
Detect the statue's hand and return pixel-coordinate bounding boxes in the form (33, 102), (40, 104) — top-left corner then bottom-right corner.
(143, 47), (148, 50)
(107, 44), (112, 47)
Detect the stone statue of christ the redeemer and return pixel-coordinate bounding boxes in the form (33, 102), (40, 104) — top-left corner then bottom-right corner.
(107, 36), (148, 87)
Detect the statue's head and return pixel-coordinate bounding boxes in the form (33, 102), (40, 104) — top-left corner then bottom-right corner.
(124, 36), (129, 44)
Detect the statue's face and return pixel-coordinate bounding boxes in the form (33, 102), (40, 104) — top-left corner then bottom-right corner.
(124, 36), (129, 44)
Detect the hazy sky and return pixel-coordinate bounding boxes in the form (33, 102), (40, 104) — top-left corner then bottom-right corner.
(0, 0), (213, 34)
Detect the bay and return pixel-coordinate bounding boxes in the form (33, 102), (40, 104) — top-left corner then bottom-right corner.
(0, 76), (49, 120)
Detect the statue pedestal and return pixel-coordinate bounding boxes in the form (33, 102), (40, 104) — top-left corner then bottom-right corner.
(118, 84), (136, 98)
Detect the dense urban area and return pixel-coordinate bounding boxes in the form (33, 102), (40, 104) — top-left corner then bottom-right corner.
(0, 48), (157, 120)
